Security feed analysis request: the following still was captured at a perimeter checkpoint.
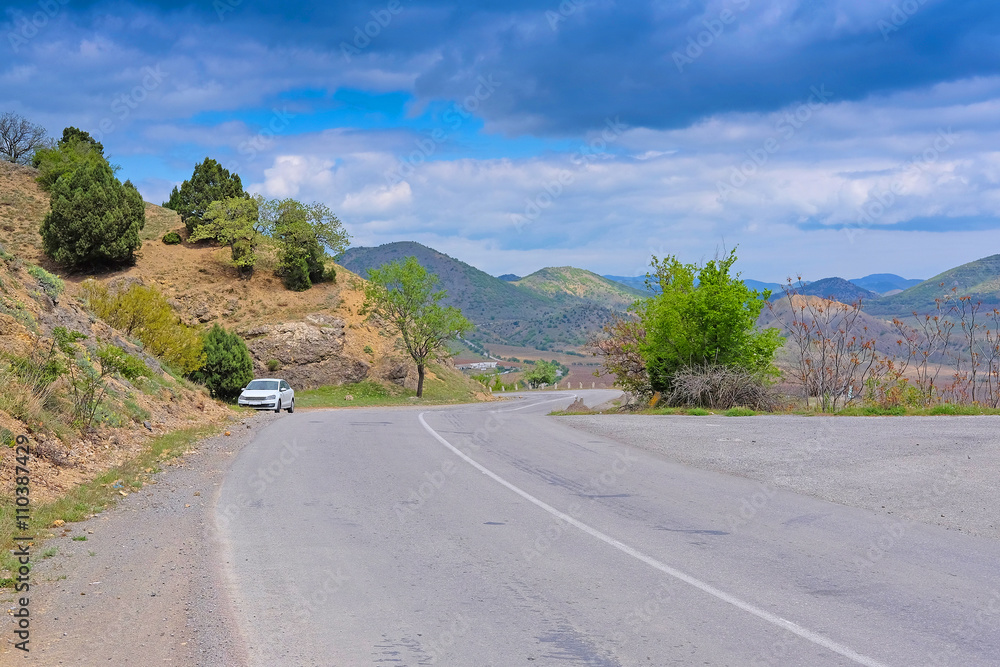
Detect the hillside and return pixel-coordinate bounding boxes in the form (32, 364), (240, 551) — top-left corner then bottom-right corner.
(785, 277), (881, 304)
(0, 164), (483, 397)
(339, 243), (636, 350)
(515, 267), (645, 308)
(864, 254), (1000, 318)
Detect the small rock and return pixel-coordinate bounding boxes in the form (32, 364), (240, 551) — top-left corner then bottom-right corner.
(194, 491), (200, 496)
(224, 431), (232, 436)
(143, 421), (153, 432)
(52, 519), (65, 527)
(345, 394), (354, 401)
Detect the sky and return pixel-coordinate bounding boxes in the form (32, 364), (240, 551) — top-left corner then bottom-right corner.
(3, 0), (999, 282)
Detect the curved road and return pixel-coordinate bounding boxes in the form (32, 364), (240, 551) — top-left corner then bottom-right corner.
(215, 391), (1000, 666)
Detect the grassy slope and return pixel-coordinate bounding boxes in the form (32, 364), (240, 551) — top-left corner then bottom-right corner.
(865, 254), (1000, 317)
(514, 266), (646, 308)
(338, 242), (635, 350)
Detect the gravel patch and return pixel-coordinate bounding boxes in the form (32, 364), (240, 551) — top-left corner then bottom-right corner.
(557, 414), (1000, 539)
(2, 411), (284, 664)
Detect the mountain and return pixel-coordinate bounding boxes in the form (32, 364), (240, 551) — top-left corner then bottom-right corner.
(603, 275), (655, 293)
(516, 267), (646, 308)
(850, 273), (924, 295)
(498, 274), (521, 282)
(744, 279), (784, 294)
(864, 254), (1000, 318)
(338, 243), (636, 349)
(787, 277), (881, 304)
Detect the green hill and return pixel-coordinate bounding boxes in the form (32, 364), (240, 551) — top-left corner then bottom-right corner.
(337, 243), (638, 350)
(790, 277), (881, 304)
(515, 267), (646, 308)
(864, 254), (1000, 318)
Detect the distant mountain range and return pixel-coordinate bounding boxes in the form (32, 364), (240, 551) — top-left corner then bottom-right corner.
(338, 243), (999, 351)
(337, 242), (643, 350)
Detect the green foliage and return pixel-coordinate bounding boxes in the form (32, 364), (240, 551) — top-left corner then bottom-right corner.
(162, 231), (182, 245)
(523, 360), (558, 387)
(40, 160), (145, 269)
(80, 280), (204, 374)
(687, 408), (711, 416)
(266, 358), (280, 372)
(638, 249), (781, 394)
(32, 136), (109, 191)
(26, 264), (64, 300)
(260, 198), (349, 291)
(724, 407), (757, 417)
(189, 324), (253, 401)
(59, 127), (104, 156)
(363, 345), (374, 355)
(189, 196), (262, 277)
(362, 257), (473, 397)
(163, 158), (247, 233)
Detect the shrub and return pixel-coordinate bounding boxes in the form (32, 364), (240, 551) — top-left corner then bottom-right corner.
(266, 358), (281, 372)
(281, 255), (312, 291)
(188, 197), (262, 278)
(687, 408), (711, 416)
(666, 365), (777, 411)
(40, 160), (145, 268)
(638, 250), (780, 395)
(163, 158), (248, 233)
(363, 345), (374, 355)
(189, 324), (253, 401)
(260, 198), (349, 291)
(162, 231), (182, 245)
(26, 265), (64, 300)
(80, 280), (204, 374)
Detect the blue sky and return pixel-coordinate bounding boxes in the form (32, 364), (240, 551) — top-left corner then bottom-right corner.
(3, 0), (999, 281)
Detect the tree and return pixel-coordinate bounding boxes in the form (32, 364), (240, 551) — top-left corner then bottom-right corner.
(0, 112), (48, 165)
(32, 134), (109, 191)
(637, 249), (781, 394)
(59, 127), (104, 156)
(163, 158), (247, 233)
(189, 196), (262, 278)
(40, 160), (145, 268)
(189, 324), (253, 401)
(259, 198), (350, 290)
(523, 360), (558, 388)
(362, 257), (473, 397)
(587, 313), (651, 398)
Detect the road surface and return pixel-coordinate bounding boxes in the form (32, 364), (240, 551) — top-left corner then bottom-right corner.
(215, 391), (1000, 666)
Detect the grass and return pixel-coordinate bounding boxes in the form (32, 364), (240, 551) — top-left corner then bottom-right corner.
(724, 407), (758, 417)
(0, 424), (221, 589)
(296, 364), (485, 408)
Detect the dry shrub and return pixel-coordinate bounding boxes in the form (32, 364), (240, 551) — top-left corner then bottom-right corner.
(667, 365), (776, 411)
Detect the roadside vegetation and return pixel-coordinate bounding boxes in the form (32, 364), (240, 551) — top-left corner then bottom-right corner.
(590, 248), (1000, 416)
(297, 364), (487, 408)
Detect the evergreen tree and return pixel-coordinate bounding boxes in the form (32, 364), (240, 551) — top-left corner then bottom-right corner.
(189, 324), (254, 401)
(163, 158), (247, 233)
(59, 127), (104, 156)
(40, 160), (145, 268)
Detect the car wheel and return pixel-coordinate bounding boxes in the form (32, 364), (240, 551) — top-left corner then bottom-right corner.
(287, 399), (294, 413)
(274, 400), (281, 413)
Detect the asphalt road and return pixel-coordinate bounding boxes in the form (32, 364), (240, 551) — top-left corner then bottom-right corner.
(215, 391), (1000, 666)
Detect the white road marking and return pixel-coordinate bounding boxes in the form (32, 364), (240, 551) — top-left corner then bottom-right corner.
(418, 411), (890, 667)
(492, 394), (578, 413)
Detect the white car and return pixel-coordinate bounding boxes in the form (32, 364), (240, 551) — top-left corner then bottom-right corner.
(238, 378), (295, 413)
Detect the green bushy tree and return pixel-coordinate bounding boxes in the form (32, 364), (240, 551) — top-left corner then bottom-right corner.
(523, 360), (558, 387)
(637, 249), (781, 393)
(32, 134), (109, 191)
(163, 158), (247, 233)
(189, 324), (253, 401)
(362, 257), (472, 397)
(59, 127), (104, 156)
(188, 196), (262, 278)
(40, 160), (145, 268)
(259, 198), (350, 291)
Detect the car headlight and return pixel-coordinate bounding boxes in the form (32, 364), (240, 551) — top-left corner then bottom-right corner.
(267, 394), (276, 399)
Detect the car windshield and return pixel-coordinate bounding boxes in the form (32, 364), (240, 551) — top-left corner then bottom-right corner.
(246, 380), (280, 390)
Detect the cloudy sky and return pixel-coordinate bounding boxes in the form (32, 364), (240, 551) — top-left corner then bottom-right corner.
(3, 0), (999, 281)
